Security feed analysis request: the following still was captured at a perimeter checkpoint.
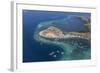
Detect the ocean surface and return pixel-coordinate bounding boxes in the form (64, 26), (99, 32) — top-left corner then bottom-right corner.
(23, 10), (91, 62)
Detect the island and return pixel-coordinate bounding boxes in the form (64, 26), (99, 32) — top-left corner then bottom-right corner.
(39, 26), (90, 40)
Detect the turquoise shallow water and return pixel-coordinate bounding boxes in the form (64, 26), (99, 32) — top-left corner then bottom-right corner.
(34, 30), (91, 61)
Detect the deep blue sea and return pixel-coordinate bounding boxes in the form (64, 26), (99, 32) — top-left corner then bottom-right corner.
(23, 10), (91, 62)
